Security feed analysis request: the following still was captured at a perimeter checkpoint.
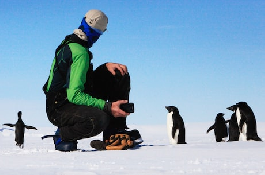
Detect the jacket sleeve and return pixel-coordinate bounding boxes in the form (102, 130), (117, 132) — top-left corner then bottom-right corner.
(66, 43), (106, 110)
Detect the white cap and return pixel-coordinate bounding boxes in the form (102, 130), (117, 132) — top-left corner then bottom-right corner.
(85, 9), (108, 32)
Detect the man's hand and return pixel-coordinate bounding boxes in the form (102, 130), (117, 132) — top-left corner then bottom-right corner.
(106, 63), (128, 76)
(111, 100), (130, 118)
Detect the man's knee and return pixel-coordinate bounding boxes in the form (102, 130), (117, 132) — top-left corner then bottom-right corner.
(83, 107), (110, 136)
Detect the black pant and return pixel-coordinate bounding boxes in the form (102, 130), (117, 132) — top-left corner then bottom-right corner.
(47, 64), (130, 141)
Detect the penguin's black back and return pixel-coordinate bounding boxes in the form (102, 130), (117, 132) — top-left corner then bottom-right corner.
(15, 111), (26, 146)
(228, 113), (240, 141)
(171, 107), (186, 144)
(214, 113), (228, 142)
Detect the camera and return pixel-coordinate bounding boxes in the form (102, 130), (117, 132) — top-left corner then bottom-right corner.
(120, 103), (134, 113)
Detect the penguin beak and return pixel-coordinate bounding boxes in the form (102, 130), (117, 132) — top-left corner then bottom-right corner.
(226, 105), (236, 111)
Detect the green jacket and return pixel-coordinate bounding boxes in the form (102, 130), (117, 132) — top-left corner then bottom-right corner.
(45, 35), (106, 110)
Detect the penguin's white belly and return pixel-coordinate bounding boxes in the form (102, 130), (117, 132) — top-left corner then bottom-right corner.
(167, 112), (178, 144)
(236, 108), (247, 141)
(236, 108), (241, 127)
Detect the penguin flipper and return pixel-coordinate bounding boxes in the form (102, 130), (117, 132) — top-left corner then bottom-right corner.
(3, 123), (15, 127)
(25, 125), (37, 130)
(171, 126), (177, 139)
(206, 124), (215, 133)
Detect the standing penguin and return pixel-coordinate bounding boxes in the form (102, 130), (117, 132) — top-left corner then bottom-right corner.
(165, 106), (187, 144)
(226, 105), (240, 141)
(206, 113), (229, 142)
(3, 111), (37, 148)
(234, 102), (262, 141)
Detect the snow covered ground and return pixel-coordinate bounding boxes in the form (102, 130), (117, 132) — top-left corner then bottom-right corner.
(1, 122), (265, 175)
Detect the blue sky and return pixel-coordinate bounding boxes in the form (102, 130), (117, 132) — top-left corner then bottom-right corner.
(0, 0), (264, 127)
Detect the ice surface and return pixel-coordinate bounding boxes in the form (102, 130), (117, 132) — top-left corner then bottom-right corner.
(1, 123), (265, 175)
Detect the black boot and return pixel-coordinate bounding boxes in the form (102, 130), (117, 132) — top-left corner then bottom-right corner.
(42, 129), (78, 152)
(53, 129), (77, 151)
(126, 129), (143, 146)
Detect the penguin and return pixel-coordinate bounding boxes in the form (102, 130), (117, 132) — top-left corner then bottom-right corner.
(226, 104), (246, 141)
(206, 113), (229, 142)
(226, 105), (240, 141)
(165, 106), (187, 144)
(235, 102), (262, 141)
(3, 111), (37, 148)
